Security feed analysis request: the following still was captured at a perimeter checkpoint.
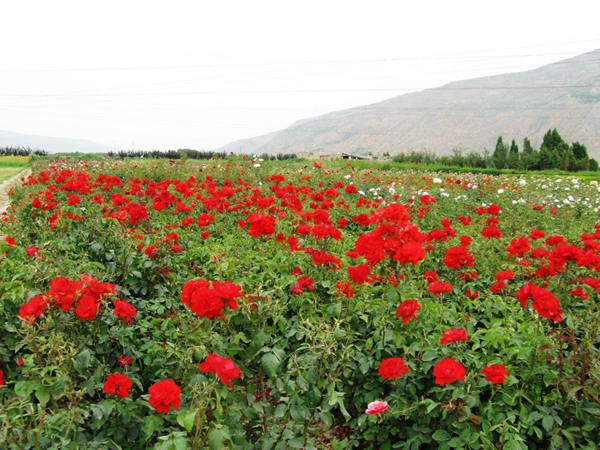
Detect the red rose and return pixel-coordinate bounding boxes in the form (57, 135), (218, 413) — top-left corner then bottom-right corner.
(395, 300), (420, 325)
(247, 213), (276, 237)
(181, 279), (242, 319)
(48, 276), (81, 312)
(117, 355), (133, 366)
(507, 236), (531, 258)
(427, 281), (453, 297)
(113, 299), (137, 324)
(335, 280), (355, 298)
(67, 194), (81, 205)
(103, 373), (132, 398)
(0, 368), (4, 386)
(365, 400), (388, 415)
(148, 379), (181, 413)
(440, 328), (468, 345)
(433, 358), (466, 386)
(443, 246), (474, 269)
(516, 283), (563, 322)
(198, 353), (241, 388)
(378, 357), (409, 380)
(18, 295), (46, 324)
(482, 364), (509, 384)
(74, 293), (99, 321)
(393, 241), (426, 266)
(348, 263), (372, 285)
(144, 245), (158, 258)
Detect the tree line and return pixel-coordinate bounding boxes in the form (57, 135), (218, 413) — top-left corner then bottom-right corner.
(0, 146), (48, 156)
(393, 129), (598, 172)
(107, 149), (298, 161)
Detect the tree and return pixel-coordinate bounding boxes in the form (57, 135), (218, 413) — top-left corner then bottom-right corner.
(572, 141), (588, 160)
(507, 139), (520, 169)
(542, 128), (566, 151)
(521, 137), (539, 170)
(493, 136), (508, 169)
(538, 144), (552, 170)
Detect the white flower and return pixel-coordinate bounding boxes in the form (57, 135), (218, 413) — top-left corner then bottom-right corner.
(344, 174), (351, 179)
(497, 189), (504, 194)
(253, 163), (261, 168)
(433, 177), (442, 184)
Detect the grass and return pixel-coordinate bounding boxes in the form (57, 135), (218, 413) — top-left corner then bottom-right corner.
(0, 167), (27, 184)
(0, 156), (30, 168)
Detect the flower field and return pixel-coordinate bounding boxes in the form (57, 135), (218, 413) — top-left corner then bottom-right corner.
(1, 157), (600, 449)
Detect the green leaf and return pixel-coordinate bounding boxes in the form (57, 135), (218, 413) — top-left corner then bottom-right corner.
(261, 352), (281, 378)
(421, 351), (438, 362)
(73, 349), (91, 373)
(35, 385), (51, 406)
(385, 288), (398, 303)
(581, 403), (600, 415)
(208, 427), (230, 450)
(448, 437), (464, 447)
(502, 439), (522, 450)
(432, 429), (451, 442)
(542, 415), (554, 432)
(172, 437), (188, 450)
(176, 409), (197, 434)
(142, 415), (163, 439)
(14, 380), (37, 399)
(426, 401), (438, 413)
(273, 404), (287, 418)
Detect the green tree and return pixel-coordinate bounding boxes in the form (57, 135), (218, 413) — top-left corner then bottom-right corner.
(507, 139), (520, 169)
(493, 136), (508, 169)
(542, 128), (566, 151)
(572, 141), (590, 171)
(521, 137), (539, 170)
(572, 141), (588, 160)
(538, 144), (552, 170)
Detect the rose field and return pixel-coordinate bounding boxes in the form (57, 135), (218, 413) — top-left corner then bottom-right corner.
(1, 157), (600, 449)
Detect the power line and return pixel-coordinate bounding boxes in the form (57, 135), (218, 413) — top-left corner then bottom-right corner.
(1, 41), (598, 72)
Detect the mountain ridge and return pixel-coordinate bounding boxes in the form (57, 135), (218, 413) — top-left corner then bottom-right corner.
(217, 49), (600, 158)
(0, 129), (113, 154)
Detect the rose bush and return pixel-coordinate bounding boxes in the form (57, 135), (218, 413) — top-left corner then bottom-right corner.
(0, 156), (599, 448)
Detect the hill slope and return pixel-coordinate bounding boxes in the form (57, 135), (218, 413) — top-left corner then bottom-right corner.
(219, 50), (600, 158)
(0, 130), (113, 154)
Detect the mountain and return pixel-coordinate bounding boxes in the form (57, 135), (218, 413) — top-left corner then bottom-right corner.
(218, 50), (600, 158)
(0, 130), (113, 153)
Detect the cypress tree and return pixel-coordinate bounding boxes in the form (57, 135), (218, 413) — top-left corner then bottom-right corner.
(508, 139), (520, 169)
(493, 136), (508, 169)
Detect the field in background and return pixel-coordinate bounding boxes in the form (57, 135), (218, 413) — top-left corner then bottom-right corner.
(0, 156), (30, 183)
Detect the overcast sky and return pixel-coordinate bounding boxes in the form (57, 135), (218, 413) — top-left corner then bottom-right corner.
(1, 1), (599, 151)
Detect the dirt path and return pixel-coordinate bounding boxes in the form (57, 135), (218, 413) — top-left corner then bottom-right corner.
(0, 169), (31, 216)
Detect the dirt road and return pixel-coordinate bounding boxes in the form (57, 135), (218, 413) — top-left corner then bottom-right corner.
(0, 169), (31, 216)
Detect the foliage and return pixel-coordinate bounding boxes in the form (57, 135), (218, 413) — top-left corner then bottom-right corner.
(0, 146), (47, 157)
(1, 158), (600, 449)
(392, 129), (597, 173)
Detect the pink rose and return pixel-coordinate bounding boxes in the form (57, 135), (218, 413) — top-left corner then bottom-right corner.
(365, 400), (388, 415)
